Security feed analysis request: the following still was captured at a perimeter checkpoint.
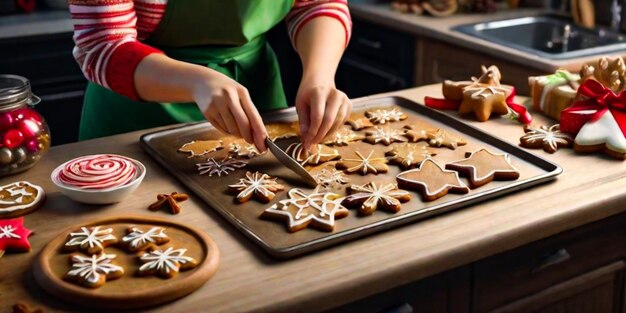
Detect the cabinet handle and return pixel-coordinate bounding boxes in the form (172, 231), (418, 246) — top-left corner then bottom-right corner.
(357, 38), (383, 49)
(531, 248), (571, 274)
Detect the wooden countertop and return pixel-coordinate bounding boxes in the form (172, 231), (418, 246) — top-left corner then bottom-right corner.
(2, 84), (626, 313)
(349, 3), (623, 72)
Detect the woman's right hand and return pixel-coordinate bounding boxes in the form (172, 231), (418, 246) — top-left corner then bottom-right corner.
(192, 71), (268, 152)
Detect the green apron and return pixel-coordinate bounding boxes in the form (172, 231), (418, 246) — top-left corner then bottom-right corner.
(79, 0), (293, 140)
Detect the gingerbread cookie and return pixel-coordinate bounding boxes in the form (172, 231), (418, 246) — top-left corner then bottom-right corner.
(196, 157), (247, 176)
(63, 226), (118, 255)
(311, 167), (349, 188)
(336, 150), (389, 175)
(225, 138), (263, 159)
(322, 127), (365, 146)
(0, 181), (45, 218)
(0, 217), (33, 253)
(404, 125), (429, 142)
(285, 143), (340, 166)
(64, 253), (124, 288)
(573, 110), (626, 159)
(581, 56), (626, 93)
(178, 140), (223, 158)
(426, 129), (467, 149)
(262, 188), (349, 232)
(442, 65), (501, 100)
(364, 126), (408, 145)
(148, 192), (189, 215)
(228, 171), (285, 203)
(267, 122), (300, 141)
(396, 158), (469, 201)
(121, 227), (170, 253)
(385, 143), (436, 169)
(345, 113), (374, 130)
(342, 182), (411, 215)
(365, 108), (408, 124)
(520, 124), (573, 153)
(137, 247), (198, 279)
(445, 149), (520, 188)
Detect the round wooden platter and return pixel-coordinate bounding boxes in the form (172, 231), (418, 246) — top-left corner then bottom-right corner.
(33, 215), (220, 310)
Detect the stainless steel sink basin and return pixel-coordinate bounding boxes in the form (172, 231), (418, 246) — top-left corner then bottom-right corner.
(453, 15), (626, 60)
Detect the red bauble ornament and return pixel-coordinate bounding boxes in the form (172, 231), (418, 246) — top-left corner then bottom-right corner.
(25, 139), (39, 153)
(0, 112), (14, 131)
(0, 217), (33, 252)
(17, 119), (39, 139)
(3, 129), (24, 149)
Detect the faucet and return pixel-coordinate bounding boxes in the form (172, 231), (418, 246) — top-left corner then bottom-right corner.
(611, 0), (622, 31)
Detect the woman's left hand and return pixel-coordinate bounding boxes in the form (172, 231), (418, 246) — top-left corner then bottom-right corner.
(295, 81), (352, 151)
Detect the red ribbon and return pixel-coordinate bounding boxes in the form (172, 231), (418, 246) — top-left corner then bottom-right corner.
(424, 87), (532, 124)
(16, 0), (36, 13)
(562, 79), (626, 138)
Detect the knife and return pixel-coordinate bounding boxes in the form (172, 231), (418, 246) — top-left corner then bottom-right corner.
(265, 137), (318, 187)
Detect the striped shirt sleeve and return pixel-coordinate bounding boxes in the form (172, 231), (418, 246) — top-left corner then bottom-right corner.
(286, 0), (352, 49)
(68, 0), (165, 100)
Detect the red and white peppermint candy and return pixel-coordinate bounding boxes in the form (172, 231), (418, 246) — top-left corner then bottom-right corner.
(56, 154), (138, 190)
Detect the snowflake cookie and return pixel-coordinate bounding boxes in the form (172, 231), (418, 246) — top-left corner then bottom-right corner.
(228, 171), (285, 203)
(520, 124), (573, 153)
(285, 143), (340, 166)
(342, 182), (411, 215)
(365, 108), (408, 124)
(121, 227), (170, 252)
(137, 247), (198, 279)
(63, 226), (118, 255)
(64, 253), (124, 288)
(196, 157), (247, 176)
(0, 217), (32, 253)
(364, 126), (408, 146)
(322, 127), (365, 146)
(336, 150), (389, 175)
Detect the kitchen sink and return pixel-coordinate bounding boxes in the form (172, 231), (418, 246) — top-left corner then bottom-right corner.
(453, 15), (626, 60)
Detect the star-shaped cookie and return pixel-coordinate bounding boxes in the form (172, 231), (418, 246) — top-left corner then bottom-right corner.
(365, 126), (408, 146)
(404, 125), (429, 142)
(178, 140), (223, 157)
(336, 150), (389, 175)
(262, 188), (349, 232)
(285, 143), (341, 166)
(228, 171), (285, 203)
(396, 158), (469, 201)
(342, 182), (411, 215)
(459, 85), (510, 122)
(426, 129), (467, 149)
(323, 127), (365, 146)
(385, 143), (436, 169)
(520, 124), (573, 153)
(345, 113), (374, 130)
(0, 217), (33, 253)
(445, 149), (520, 188)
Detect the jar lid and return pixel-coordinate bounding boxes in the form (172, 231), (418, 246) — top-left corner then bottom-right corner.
(0, 75), (32, 110)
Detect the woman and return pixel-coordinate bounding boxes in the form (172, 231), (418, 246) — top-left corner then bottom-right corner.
(68, 0), (352, 152)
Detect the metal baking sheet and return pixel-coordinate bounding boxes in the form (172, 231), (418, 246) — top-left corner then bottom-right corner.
(141, 96), (562, 259)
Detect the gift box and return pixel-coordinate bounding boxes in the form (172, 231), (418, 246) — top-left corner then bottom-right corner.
(528, 70), (580, 121)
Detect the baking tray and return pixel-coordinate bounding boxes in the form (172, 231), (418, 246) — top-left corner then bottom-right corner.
(141, 96), (562, 259)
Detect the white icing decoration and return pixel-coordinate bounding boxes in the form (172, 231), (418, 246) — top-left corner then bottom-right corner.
(122, 227), (168, 251)
(66, 254), (124, 285)
(366, 108), (406, 124)
(366, 127), (407, 145)
(575, 111), (626, 153)
(0, 181), (44, 213)
(138, 247), (196, 275)
(64, 226), (117, 253)
(264, 189), (348, 229)
(345, 183), (410, 211)
(285, 143), (340, 166)
(340, 150), (387, 175)
(196, 157), (247, 176)
(0, 225), (20, 239)
(313, 168), (349, 187)
(228, 171), (283, 202)
(464, 86), (506, 99)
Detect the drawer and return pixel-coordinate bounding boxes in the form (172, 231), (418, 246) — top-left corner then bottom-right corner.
(347, 18), (415, 70)
(473, 213), (626, 312)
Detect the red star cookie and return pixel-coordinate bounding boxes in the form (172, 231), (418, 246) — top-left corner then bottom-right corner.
(445, 149), (520, 188)
(0, 217), (33, 253)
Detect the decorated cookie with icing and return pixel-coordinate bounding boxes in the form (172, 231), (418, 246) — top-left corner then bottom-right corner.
(121, 227), (170, 252)
(364, 126), (408, 146)
(426, 129), (467, 149)
(396, 158), (469, 201)
(385, 143), (436, 169)
(342, 182), (411, 215)
(228, 171), (285, 203)
(63, 226), (118, 255)
(336, 150), (389, 175)
(285, 143), (340, 166)
(0, 181), (45, 218)
(0, 217), (33, 253)
(311, 167), (349, 188)
(267, 122), (300, 141)
(56, 154), (139, 190)
(137, 247), (198, 279)
(196, 157), (247, 176)
(345, 113), (374, 130)
(365, 108), (408, 124)
(520, 124), (573, 153)
(262, 188), (349, 232)
(445, 149), (520, 188)
(64, 253), (124, 288)
(404, 125), (429, 142)
(225, 138), (263, 159)
(178, 140), (223, 158)
(581, 56), (626, 93)
(573, 110), (626, 159)
(322, 127), (365, 146)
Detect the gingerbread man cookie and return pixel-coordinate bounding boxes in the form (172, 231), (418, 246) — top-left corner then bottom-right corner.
(336, 150), (389, 175)
(385, 143), (436, 169)
(228, 171), (285, 203)
(0, 181), (45, 218)
(137, 247), (198, 279)
(396, 158), (469, 201)
(445, 149), (520, 188)
(520, 124), (573, 153)
(178, 140), (223, 157)
(342, 182), (411, 215)
(364, 126), (408, 146)
(262, 188), (349, 232)
(64, 253), (124, 288)
(63, 226), (118, 255)
(121, 227), (170, 252)
(285, 143), (340, 166)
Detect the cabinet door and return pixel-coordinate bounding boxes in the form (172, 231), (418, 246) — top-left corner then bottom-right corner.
(490, 261), (624, 313)
(338, 56), (409, 99)
(37, 90), (84, 145)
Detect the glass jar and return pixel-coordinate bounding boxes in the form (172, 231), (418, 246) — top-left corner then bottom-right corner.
(0, 75), (51, 176)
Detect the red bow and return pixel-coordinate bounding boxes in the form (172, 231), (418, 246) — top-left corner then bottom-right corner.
(424, 87), (532, 124)
(562, 79), (626, 137)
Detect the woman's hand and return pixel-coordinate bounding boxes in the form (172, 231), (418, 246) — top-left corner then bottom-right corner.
(192, 71), (268, 152)
(295, 80), (352, 150)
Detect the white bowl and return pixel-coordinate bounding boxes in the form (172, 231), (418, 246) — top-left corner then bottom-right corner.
(50, 156), (146, 205)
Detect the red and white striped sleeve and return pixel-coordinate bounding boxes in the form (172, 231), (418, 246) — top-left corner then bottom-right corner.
(286, 0), (352, 49)
(68, 0), (165, 100)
